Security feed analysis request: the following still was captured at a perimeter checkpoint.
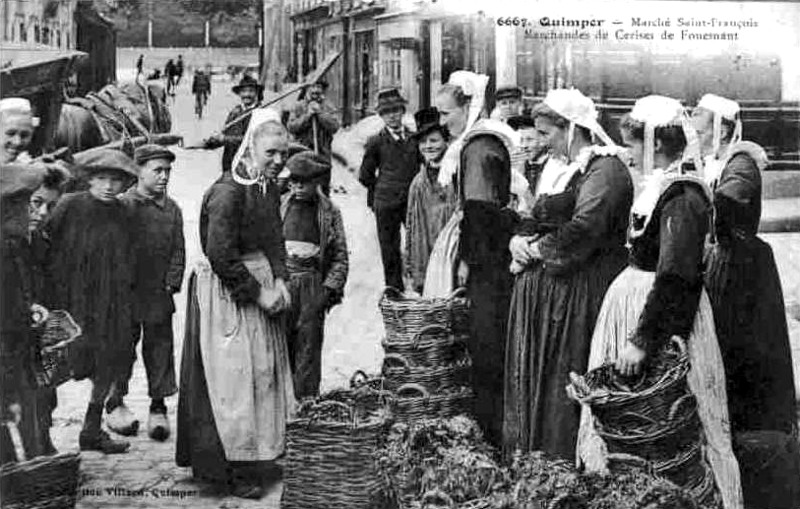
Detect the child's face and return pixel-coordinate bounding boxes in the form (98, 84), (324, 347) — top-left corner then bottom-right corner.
(88, 171), (127, 202)
(139, 158), (172, 196)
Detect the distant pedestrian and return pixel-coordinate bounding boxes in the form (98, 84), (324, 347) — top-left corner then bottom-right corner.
(280, 151), (348, 399)
(136, 54), (144, 80)
(113, 145), (184, 442)
(175, 55), (185, 87)
(203, 74), (263, 174)
(287, 79), (339, 159)
(164, 59), (176, 96)
(358, 88), (419, 291)
(192, 69), (211, 118)
(46, 148), (139, 455)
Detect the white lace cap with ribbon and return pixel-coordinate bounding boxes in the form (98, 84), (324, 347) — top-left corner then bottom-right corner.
(0, 97), (40, 127)
(542, 88), (616, 155)
(629, 95), (686, 175)
(697, 93), (743, 161)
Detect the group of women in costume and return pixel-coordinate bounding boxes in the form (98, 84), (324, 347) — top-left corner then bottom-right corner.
(408, 71), (797, 509)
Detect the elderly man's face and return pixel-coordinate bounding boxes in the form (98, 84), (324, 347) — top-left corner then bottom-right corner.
(1, 112), (34, 164)
(252, 133), (289, 179)
(308, 84), (325, 103)
(238, 86), (258, 107)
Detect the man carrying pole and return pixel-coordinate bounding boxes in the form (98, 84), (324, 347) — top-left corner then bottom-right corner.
(286, 79), (339, 158)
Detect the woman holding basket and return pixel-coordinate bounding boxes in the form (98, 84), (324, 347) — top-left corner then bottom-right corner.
(575, 96), (743, 509)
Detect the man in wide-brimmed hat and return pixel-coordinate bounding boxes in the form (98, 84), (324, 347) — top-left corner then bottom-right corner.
(203, 74), (265, 174)
(287, 78), (339, 160)
(279, 150), (348, 399)
(358, 88), (419, 291)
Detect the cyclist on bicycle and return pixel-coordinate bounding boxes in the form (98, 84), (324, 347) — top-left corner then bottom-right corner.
(192, 69), (211, 118)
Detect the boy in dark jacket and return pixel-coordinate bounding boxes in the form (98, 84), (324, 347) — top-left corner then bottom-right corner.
(280, 151), (348, 399)
(358, 88), (419, 290)
(112, 144), (184, 441)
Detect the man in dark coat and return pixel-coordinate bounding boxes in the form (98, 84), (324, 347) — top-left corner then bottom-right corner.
(358, 88), (419, 290)
(112, 145), (184, 442)
(286, 79), (339, 160)
(203, 75), (263, 174)
(280, 151), (349, 398)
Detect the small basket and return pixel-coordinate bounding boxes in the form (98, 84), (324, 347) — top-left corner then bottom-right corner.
(34, 310), (82, 388)
(391, 383), (474, 423)
(380, 287), (470, 342)
(382, 325), (468, 367)
(309, 371), (392, 419)
(282, 400), (390, 509)
(0, 452), (81, 509)
(382, 353), (472, 393)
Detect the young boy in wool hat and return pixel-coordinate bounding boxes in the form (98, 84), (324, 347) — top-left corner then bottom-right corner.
(280, 150), (348, 399)
(47, 148), (139, 454)
(111, 144), (184, 441)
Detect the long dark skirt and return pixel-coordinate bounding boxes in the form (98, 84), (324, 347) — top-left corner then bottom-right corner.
(705, 236), (798, 434)
(503, 252), (626, 459)
(175, 272), (230, 483)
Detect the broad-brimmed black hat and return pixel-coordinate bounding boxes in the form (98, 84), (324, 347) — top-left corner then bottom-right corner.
(507, 115), (536, 131)
(496, 85), (523, 101)
(413, 107), (448, 141)
(376, 88), (407, 113)
(232, 74), (264, 95)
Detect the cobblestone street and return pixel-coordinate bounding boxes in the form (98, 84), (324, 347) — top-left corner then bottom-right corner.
(47, 73), (800, 509)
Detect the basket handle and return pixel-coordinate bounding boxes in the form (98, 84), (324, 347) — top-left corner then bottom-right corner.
(446, 287), (467, 300)
(381, 353), (409, 372)
(395, 383), (430, 399)
(420, 489), (455, 508)
(349, 370), (369, 389)
(606, 452), (652, 470)
(412, 325), (452, 349)
(382, 286), (404, 300)
(668, 393), (696, 421)
(669, 336), (687, 358)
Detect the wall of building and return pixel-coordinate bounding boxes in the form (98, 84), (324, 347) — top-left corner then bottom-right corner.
(1, 0), (77, 49)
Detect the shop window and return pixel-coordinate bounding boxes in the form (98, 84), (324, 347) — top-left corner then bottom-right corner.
(42, 27), (50, 45)
(34, 24), (40, 43)
(382, 46), (402, 86)
(57, 29), (61, 47)
(20, 22), (26, 42)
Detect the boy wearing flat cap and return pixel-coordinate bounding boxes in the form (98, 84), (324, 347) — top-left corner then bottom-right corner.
(490, 85), (523, 123)
(114, 144), (185, 441)
(280, 151), (348, 399)
(46, 148), (138, 454)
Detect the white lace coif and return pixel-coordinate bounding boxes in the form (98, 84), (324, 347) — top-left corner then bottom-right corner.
(542, 88), (615, 148)
(697, 94), (740, 120)
(0, 97), (40, 127)
(230, 107), (283, 186)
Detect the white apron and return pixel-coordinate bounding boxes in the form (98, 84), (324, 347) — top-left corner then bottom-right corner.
(192, 252), (296, 461)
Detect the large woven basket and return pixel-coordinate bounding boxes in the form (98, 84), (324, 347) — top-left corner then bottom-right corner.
(0, 452), (81, 509)
(380, 287), (470, 342)
(382, 325), (468, 368)
(382, 353), (472, 393)
(391, 384), (474, 423)
(282, 400), (391, 509)
(316, 371), (393, 418)
(34, 310), (82, 388)
(568, 338), (691, 432)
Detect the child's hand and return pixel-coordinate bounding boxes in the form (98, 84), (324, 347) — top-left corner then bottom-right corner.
(30, 304), (49, 327)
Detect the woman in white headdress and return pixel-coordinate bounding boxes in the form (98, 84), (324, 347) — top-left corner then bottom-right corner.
(0, 98), (39, 164)
(423, 70), (520, 447)
(176, 108), (295, 499)
(692, 94), (797, 436)
(576, 96), (743, 509)
(503, 89), (633, 460)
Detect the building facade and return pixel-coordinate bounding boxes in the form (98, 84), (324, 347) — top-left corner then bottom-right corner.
(1, 0), (77, 51)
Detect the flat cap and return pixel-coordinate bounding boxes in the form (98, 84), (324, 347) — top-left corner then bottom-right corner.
(134, 144), (176, 165)
(74, 148), (138, 179)
(496, 85), (523, 100)
(285, 151), (331, 182)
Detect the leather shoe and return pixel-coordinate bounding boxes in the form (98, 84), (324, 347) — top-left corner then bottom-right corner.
(106, 405), (139, 436)
(79, 430), (130, 454)
(148, 411), (170, 442)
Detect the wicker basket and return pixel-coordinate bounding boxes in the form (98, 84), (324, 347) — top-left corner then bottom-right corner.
(0, 452), (81, 509)
(380, 287), (470, 342)
(568, 338), (691, 432)
(382, 353), (472, 393)
(382, 325), (469, 368)
(282, 400), (390, 509)
(34, 310), (82, 388)
(596, 393), (701, 461)
(653, 441), (707, 490)
(391, 384), (474, 423)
